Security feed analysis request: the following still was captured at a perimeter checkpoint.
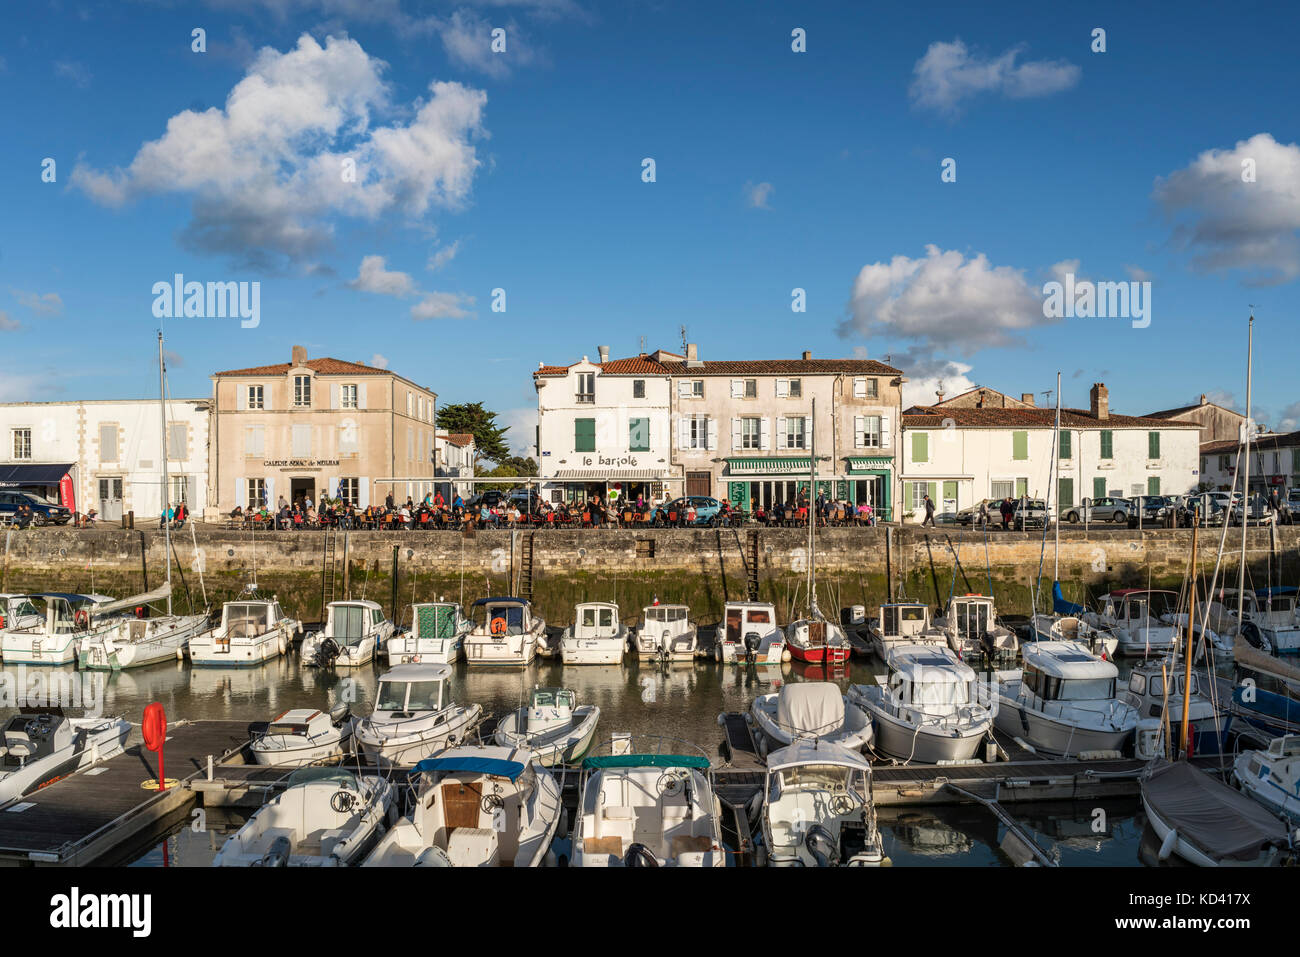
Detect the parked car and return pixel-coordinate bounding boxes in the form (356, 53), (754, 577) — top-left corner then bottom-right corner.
(1060, 497), (1131, 525)
(954, 499), (997, 526)
(0, 491), (73, 526)
(1169, 494), (1224, 527)
(657, 496), (723, 526)
(1127, 495), (1173, 526)
(1009, 498), (1050, 529)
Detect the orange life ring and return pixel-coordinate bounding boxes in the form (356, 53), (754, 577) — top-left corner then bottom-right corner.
(490, 617), (508, 636)
(74, 609), (90, 629)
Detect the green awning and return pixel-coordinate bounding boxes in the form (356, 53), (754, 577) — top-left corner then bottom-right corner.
(846, 456), (894, 472)
(725, 456), (812, 475)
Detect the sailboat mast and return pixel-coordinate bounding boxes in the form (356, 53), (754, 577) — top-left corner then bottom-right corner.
(158, 331), (172, 616)
(1180, 517), (1198, 757)
(1236, 314), (1253, 629)
(1054, 371), (1061, 584)
(808, 396), (816, 618)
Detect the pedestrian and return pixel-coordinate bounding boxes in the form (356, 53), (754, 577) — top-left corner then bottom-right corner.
(385, 491), (395, 510)
(922, 493), (936, 527)
(1000, 496), (1014, 531)
(979, 499), (990, 527)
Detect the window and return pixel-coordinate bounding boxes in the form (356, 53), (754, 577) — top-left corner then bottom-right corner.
(169, 475), (189, 504)
(855, 415), (881, 448)
(678, 380), (704, 398)
(1012, 431), (1028, 460)
(1100, 430), (1113, 459)
(247, 385), (264, 409)
(686, 415), (710, 450)
(576, 372), (595, 404)
(99, 424), (118, 462)
(247, 478), (266, 508)
(784, 416), (806, 450)
(744, 379), (757, 398)
(341, 384), (358, 409)
(1147, 476), (1161, 496)
(245, 425), (265, 456)
(991, 480), (1014, 500)
(633, 379), (645, 399)
(292, 424), (311, 457)
(11, 429), (30, 460)
(1148, 431), (1160, 459)
(866, 378), (878, 398)
(910, 482), (931, 510)
(789, 379), (802, 398)
(168, 423), (187, 461)
(337, 478), (359, 505)
(1219, 454), (1230, 471)
(629, 417), (649, 452)
(911, 431), (928, 463)
(741, 417), (762, 450)
(575, 418), (596, 452)
(293, 375), (311, 407)
(407, 392), (413, 417)
(1059, 431), (1072, 459)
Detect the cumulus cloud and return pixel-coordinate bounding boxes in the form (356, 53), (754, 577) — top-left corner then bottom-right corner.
(370, 352), (390, 369)
(71, 34), (488, 270)
(348, 255), (417, 297)
(745, 181), (774, 209)
(894, 352), (978, 409)
(1277, 401), (1300, 432)
(439, 9), (540, 77)
(412, 291), (475, 320)
(0, 311), (18, 332)
(164, 349), (184, 368)
(910, 39), (1080, 114)
(427, 239), (461, 271)
(838, 245), (1051, 355)
(14, 291), (64, 315)
(499, 405), (538, 456)
(1153, 133), (1300, 286)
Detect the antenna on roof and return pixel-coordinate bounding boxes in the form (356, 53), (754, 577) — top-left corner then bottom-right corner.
(1042, 389), (1054, 405)
(680, 325), (688, 353)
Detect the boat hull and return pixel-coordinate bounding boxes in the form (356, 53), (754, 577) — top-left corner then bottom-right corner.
(493, 706), (600, 766)
(355, 705), (483, 769)
(993, 696), (1133, 757)
(862, 705), (988, 764)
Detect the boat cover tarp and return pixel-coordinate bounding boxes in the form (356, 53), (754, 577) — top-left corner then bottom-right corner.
(582, 754), (710, 770)
(1143, 760), (1286, 862)
(1052, 581), (1084, 616)
(417, 604), (457, 639)
(414, 756), (525, 780)
(776, 682), (844, 736)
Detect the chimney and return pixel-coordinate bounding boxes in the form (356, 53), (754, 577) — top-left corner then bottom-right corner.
(802, 350), (812, 361)
(1090, 382), (1109, 420)
(597, 345), (610, 364)
(292, 344), (307, 367)
(1200, 393), (1208, 405)
(1021, 393), (1035, 407)
(686, 343), (702, 368)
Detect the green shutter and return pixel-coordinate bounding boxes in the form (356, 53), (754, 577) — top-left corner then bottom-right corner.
(1093, 476), (1106, 501)
(1058, 477), (1074, 507)
(1148, 431), (1160, 459)
(629, 417), (649, 452)
(912, 432), (928, 463)
(1015, 478), (1028, 498)
(927, 482), (937, 506)
(1012, 431), (1028, 460)
(1147, 476), (1160, 496)
(943, 480), (958, 503)
(575, 417), (595, 452)
(1059, 431), (1071, 459)
(1100, 430), (1113, 459)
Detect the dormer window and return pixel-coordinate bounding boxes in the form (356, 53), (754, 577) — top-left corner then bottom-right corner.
(293, 375), (311, 407)
(576, 372), (595, 404)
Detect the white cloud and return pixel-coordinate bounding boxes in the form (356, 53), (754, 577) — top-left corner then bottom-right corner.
(348, 254), (417, 297)
(54, 59), (92, 87)
(745, 181), (774, 209)
(14, 290), (64, 315)
(439, 9), (540, 77)
(370, 352), (389, 369)
(839, 244), (1051, 355)
(1124, 264), (1153, 283)
(72, 34), (487, 270)
(499, 405), (538, 456)
(894, 352), (978, 409)
(910, 39), (1080, 114)
(1277, 401), (1300, 432)
(163, 349), (184, 368)
(1153, 133), (1300, 286)
(427, 239), (461, 271)
(412, 291), (475, 320)
(0, 311), (18, 332)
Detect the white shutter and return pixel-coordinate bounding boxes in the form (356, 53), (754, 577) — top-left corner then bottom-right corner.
(854, 377), (866, 398)
(706, 418), (718, 450)
(677, 416), (689, 449)
(881, 414), (891, 449)
(677, 380), (691, 398)
(358, 383), (367, 409)
(235, 477), (246, 509)
(854, 416), (865, 449)
(265, 476), (275, 508)
(803, 416), (811, 448)
(731, 417), (742, 450)
(328, 477), (339, 499)
(262, 387), (271, 411)
(776, 417), (786, 449)
(775, 378), (788, 398)
(760, 417), (771, 451)
(236, 387), (247, 411)
(730, 379), (743, 398)
(359, 477), (370, 509)
(331, 384), (339, 410)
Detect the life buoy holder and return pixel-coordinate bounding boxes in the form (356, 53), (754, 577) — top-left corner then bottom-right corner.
(74, 609), (90, 630)
(490, 617), (508, 636)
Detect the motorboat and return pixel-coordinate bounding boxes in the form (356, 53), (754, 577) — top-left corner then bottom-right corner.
(464, 597), (545, 667)
(362, 746), (562, 867)
(571, 735), (727, 867)
(1233, 735), (1300, 824)
(935, 594), (1017, 661)
(715, 601), (788, 664)
(560, 602), (627, 665)
(385, 601), (472, 665)
(0, 594), (42, 634)
(749, 682), (874, 754)
(848, 644), (992, 764)
(0, 708), (131, 806)
(250, 704), (356, 767)
(759, 740), (886, 867)
(301, 599), (393, 668)
(1238, 588), (1300, 653)
(354, 663), (482, 768)
(493, 687), (601, 766)
(1, 593), (122, 665)
(983, 640), (1138, 757)
(212, 766), (395, 867)
(865, 602), (946, 660)
(1085, 589), (1182, 656)
(77, 599), (210, 671)
(631, 603), (700, 662)
(1029, 613), (1117, 659)
(1142, 759), (1287, 867)
(189, 595), (300, 667)
(1118, 657), (1232, 755)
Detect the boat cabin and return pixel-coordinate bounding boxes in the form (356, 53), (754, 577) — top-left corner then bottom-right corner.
(0, 595), (39, 631)
(642, 604), (691, 636)
(411, 748), (539, 867)
(885, 645), (976, 710)
(373, 663), (451, 716)
(947, 596), (994, 640)
(723, 602), (778, 645)
(221, 599), (287, 640)
(410, 602), (468, 640)
(879, 602), (933, 639)
(572, 602), (621, 639)
(9, 594), (112, 635)
(265, 708), (332, 739)
(1100, 589), (1179, 624)
(526, 687), (577, 735)
(1126, 664), (1203, 702)
(1020, 641), (1117, 703)
(326, 600), (386, 649)
(471, 597), (534, 636)
(2, 709), (72, 768)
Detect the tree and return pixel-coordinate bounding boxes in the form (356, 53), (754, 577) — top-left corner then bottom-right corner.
(498, 456), (538, 475)
(436, 402), (509, 467)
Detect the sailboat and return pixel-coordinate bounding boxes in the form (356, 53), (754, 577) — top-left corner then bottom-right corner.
(785, 398), (851, 664)
(77, 332), (211, 670)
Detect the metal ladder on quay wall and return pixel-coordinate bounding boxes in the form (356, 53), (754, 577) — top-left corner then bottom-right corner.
(746, 529), (760, 601)
(320, 527), (338, 613)
(519, 531), (536, 602)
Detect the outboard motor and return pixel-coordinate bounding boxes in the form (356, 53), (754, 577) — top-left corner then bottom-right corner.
(804, 823), (837, 867)
(743, 630), (762, 663)
(316, 636), (341, 668)
(1241, 621), (1271, 654)
(624, 843), (660, 867)
(256, 835), (292, 867)
(977, 628), (995, 659)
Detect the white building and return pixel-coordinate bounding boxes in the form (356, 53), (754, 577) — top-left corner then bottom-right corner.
(0, 398), (211, 521)
(434, 430), (476, 501)
(1200, 431), (1300, 494)
(899, 383), (1201, 522)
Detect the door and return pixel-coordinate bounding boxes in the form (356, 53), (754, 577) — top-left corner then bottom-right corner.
(942, 480), (958, 515)
(98, 477), (123, 521)
(686, 471), (711, 498)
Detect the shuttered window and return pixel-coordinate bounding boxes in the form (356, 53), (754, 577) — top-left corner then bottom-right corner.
(1058, 477), (1074, 507)
(1148, 431), (1160, 459)
(629, 418), (649, 452)
(1059, 431), (1071, 459)
(1100, 430), (1113, 459)
(1012, 431), (1028, 460)
(1093, 477), (1106, 500)
(911, 432), (928, 463)
(575, 418), (596, 452)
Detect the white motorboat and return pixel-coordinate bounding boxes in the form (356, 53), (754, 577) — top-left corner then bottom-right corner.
(936, 594), (1018, 661)
(354, 663), (482, 768)
(1234, 735), (1300, 824)
(213, 766), (395, 867)
(715, 601), (788, 664)
(0, 708), (131, 806)
(464, 597), (545, 667)
(865, 601), (946, 660)
(571, 735), (726, 867)
(1, 593), (123, 665)
(189, 595), (300, 667)
(301, 599), (393, 668)
(1231, 588), (1300, 654)
(385, 601), (472, 665)
(1085, 589), (1181, 656)
(250, 704), (356, 767)
(77, 602), (211, 671)
(0, 594), (42, 635)
(1118, 657), (1232, 755)
(848, 644), (992, 764)
(1142, 759), (1287, 867)
(1029, 612), (1118, 659)
(984, 640), (1138, 757)
(493, 687), (601, 766)
(631, 603), (700, 661)
(760, 739), (886, 867)
(749, 682), (874, 754)
(560, 602), (627, 665)
(362, 746), (562, 867)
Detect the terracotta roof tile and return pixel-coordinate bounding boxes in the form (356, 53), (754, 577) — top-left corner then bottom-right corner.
(534, 354), (900, 377)
(214, 357), (392, 377)
(902, 406), (1200, 429)
(1201, 431), (1300, 455)
(441, 432), (475, 448)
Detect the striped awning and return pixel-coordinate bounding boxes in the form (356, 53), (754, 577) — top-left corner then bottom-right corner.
(846, 456), (894, 471)
(549, 469), (672, 481)
(725, 456), (812, 475)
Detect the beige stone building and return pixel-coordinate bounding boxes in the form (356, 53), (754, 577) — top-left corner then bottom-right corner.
(209, 345), (437, 516)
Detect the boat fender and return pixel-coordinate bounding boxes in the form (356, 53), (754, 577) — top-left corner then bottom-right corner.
(1012, 737), (1037, 754)
(176, 645), (184, 661)
(1158, 827), (1178, 862)
(781, 647), (792, 663)
(257, 835), (292, 868)
(1017, 706), (1030, 734)
(624, 843), (660, 867)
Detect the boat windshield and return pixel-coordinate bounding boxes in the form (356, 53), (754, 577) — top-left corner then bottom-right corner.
(582, 607), (615, 628)
(773, 763), (865, 795)
(286, 766), (356, 789)
(1127, 593), (1178, 618)
(332, 605), (367, 646)
(1149, 674), (1201, 698)
(1052, 677), (1116, 702)
(906, 679), (972, 707)
(376, 680), (408, 711)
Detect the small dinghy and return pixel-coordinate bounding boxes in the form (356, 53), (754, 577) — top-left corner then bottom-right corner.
(631, 603), (700, 661)
(385, 601), (472, 665)
(250, 704), (356, 767)
(1233, 735), (1300, 824)
(362, 746), (562, 867)
(213, 766), (395, 867)
(1141, 759), (1288, 867)
(494, 687), (600, 766)
(354, 663), (482, 768)
(749, 682), (874, 754)
(560, 602), (627, 665)
(0, 708), (131, 806)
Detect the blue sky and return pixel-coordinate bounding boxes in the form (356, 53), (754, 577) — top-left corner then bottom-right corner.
(2, 0), (1297, 453)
